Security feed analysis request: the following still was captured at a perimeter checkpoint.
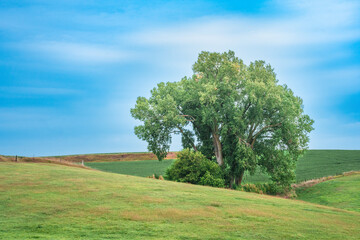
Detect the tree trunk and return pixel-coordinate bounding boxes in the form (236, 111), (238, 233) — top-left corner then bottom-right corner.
(229, 176), (234, 189)
(235, 170), (245, 186)
(212, 132), (223, 166)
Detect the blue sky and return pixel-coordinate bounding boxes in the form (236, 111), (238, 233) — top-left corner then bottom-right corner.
(0, 0), (359, 156)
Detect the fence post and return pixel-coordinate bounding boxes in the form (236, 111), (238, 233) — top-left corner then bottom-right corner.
(82, 160), (84, 166)
(15, 155), (18, 162)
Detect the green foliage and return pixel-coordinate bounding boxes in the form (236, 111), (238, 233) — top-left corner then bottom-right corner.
(131, 50), (314, 187)
(166, 149), (224, 187)
(131, 82), (184, 161)
(199, 171), (225, 188)
(240, 183), (284, 195)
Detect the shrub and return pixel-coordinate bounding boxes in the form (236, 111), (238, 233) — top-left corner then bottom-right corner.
(240, 183), (286, 195)
(199, 171), (225, 188)
(166, 149), (224, 187)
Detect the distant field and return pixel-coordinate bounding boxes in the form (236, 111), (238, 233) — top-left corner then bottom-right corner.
(242, 150), (360, 183)
(1, 162), (359, 239)
(85, 150), (360, 184)
(296, 172), (360, 212)
(48, 152), (177, 162)
(86, 159), (175, 177)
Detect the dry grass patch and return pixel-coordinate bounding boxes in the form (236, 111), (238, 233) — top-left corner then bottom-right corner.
(46, 152), (178, 163)
(0, 156), (95, 171)
(209, 202), (222, 207)
(227, 207), (281, 220)
(10, 181), (39, 187)
(121, 207), (219, 222)
(141, 195), (166, 204)
(90, 206), (111, 216)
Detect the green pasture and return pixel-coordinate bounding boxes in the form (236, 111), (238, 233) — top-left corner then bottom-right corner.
(296, 173), (360, 212)
(48, 152), (150, 158)
(86, 159), (174, 177)
(243, 150), (360, 183)
(86, 150), (360, 184)
(1, 162), (359, 239)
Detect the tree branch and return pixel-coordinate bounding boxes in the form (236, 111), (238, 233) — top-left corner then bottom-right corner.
(247, 122), (256, 143)
(177, 126), (197, 151)
(238, 137), (251, 147)
(251, 123), (282, 148)
(242, 102), (252, 117)
(179, 115), (195, 122)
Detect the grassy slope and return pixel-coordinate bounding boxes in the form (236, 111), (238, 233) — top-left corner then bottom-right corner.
(296, 173), (360, 212)
(86, 159), (174, 177)
(1, 163), (359, 240)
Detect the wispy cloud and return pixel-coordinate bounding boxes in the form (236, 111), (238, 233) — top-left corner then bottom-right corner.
(282, 0), (360, 27)
(345, 121), (360, 128)
(123, 0), (360, 102)
(0, 86), (80, 96)
(130, 16), (359, 48)
(0, 0), (359, 154)
(128, 0), (360, 57)
(21, 41), (133, 65)
(0, 107), (61, 130)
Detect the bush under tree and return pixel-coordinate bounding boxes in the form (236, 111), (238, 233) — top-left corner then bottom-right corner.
(166, 149), (225, 188)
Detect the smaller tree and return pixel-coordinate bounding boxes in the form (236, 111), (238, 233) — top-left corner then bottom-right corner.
(166, 149), (225, 187)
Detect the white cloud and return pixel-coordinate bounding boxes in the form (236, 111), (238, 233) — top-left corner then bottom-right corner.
(120, 0), (360, 150)
(122, 0), (360, 103)
(0, 86), (80, 95)
(318, 66), (360, 92)
(310, 134), (360, 149)
(282, 0), (360, 27)
(345, 121), (360, 128)
(129, 0), (360, 46)
(2, 0), (359, 153)
(26, 41), (133, 65)
(126, 0), (360, 69)
(130, 16), (359, 49)
(0, 107), (60, 130)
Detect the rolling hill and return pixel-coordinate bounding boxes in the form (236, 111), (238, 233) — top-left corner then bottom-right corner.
(0, 162), (359, 239)
(296, 172), (360, 212)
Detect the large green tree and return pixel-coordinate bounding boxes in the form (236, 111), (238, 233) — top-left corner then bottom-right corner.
(131, 51), (314, 187)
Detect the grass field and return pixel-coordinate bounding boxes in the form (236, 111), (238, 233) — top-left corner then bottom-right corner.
(243, 150), (360, 183)
(1, 162), (360, 239)
(85, 150), (360, 183)
(86, 159), (175, 177)
(48, 152), (177, 163)
(296, 172), (360, 212)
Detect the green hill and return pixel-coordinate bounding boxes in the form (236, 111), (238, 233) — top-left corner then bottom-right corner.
(296, 172), (360, 212)
(0, 162), (359, 239)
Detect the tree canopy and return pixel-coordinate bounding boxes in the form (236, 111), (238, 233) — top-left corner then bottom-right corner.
(131, 50), (314, 187)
